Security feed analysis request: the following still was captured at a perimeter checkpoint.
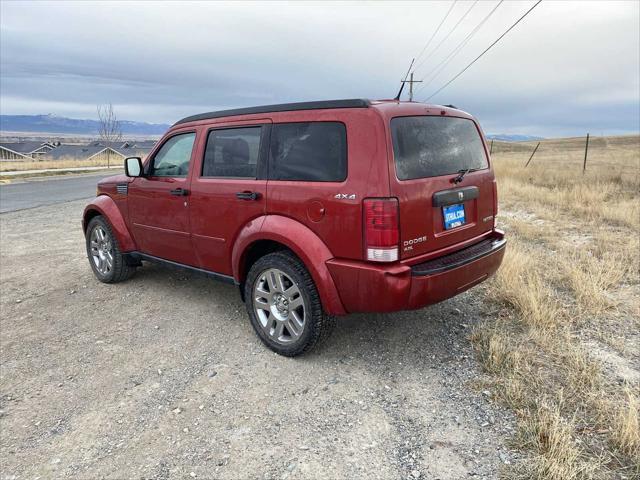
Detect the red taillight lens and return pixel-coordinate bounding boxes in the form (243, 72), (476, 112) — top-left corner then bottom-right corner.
(363, 198), (399, 262)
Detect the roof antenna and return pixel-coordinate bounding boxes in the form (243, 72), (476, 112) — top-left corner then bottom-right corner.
(394, 58), (415, 101)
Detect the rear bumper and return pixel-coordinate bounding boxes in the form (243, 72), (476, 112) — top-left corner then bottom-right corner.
(326, 230), (506, 314)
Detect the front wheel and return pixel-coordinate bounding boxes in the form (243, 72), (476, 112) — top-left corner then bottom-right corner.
(244, 251), (335, 357)
(85, 215), (135, 283)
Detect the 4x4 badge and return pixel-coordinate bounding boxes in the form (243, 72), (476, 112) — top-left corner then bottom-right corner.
(335, 193), (356, 200)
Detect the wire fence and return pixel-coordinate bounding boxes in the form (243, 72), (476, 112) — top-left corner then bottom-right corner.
(489, 134), (640, 175)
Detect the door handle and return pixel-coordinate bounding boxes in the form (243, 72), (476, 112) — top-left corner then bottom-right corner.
(236, 191), (261, 201)
(170, 188), (189, 196)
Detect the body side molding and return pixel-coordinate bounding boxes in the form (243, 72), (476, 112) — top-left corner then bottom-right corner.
(125, 252), (236, 284)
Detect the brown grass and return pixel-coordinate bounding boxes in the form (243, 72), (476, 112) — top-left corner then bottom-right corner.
(611, 388), (640, 460)
(473, 134), (640, 478)
(514, 403), (601, 480)
(0, 155), (123, 172)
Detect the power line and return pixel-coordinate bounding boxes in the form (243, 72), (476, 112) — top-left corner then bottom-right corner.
(425, 0), (543, 101)
(413, 0), (479, 74)
(414, 1), (457, 66)
(413, 0), (503, 98)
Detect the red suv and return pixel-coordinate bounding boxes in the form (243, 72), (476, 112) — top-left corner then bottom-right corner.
(83, 99), (506, 356)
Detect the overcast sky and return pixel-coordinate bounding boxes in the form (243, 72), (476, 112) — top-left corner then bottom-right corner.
(1, 0), (638, 136)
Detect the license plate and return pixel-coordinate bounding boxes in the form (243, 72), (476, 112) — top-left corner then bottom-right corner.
(443, 203), (466, 230)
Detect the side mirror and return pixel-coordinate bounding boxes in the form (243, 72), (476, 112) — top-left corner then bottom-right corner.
(124, 157), (143, 177)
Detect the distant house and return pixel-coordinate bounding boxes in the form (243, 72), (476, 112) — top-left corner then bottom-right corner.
(123, 140), (157, 150)
(123, 140), (155, 158)
(89, 139), (156, 158)
(0, 139), (155, 163)
(0, 141), (56, 161)
(44, 145), (125, 163)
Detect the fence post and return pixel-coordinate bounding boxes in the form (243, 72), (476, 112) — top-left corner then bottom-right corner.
(524, 142), (540, 168)
(582, 133), (590, 174)
(490, 139), (494, 155)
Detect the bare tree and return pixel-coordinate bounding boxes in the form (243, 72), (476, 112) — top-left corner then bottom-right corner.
(97, 103), (122, 167)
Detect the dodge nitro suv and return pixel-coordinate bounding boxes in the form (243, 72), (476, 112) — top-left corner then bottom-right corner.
(83, 99), (506, 356)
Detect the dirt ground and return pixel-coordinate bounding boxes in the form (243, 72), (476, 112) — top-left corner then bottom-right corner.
(0, 199), (515, 480)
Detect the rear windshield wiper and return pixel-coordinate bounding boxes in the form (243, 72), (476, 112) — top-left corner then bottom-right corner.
(453, 168), (475, 184)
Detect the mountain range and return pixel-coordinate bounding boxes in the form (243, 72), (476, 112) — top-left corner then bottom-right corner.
(0, 114), (171, 136)
(0, 114), (545, 142)
(485, 134), (545, 142)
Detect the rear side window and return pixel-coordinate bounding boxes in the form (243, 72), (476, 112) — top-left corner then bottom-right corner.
(202, 127), (262, 178)
(151, 132), (195, 177)
(391, 116), (488, 180)
(269, 122), (347, 182)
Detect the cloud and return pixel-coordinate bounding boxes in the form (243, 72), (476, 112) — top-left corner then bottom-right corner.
(1, 0), (638, 136)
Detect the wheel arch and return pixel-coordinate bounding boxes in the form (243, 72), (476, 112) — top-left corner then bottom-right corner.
(232, 215), (347, 316)
(83, 195), (137, 252)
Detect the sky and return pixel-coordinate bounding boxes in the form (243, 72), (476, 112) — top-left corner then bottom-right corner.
(1, 0), (639, 137)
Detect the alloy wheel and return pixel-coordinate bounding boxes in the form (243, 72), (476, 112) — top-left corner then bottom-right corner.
(252, 268), (306, 345)
(89, 225), (114, 275)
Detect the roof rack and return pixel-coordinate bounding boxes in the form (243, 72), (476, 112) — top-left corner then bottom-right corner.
(174, 99), (371, 126)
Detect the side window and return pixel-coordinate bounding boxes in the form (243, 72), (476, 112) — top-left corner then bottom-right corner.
(202, 127), (262, 178)
(150, 133), (196, 177)
(270, 122), (347, 182)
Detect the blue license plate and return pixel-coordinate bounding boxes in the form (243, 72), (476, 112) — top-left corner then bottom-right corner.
(443, 203), (466, 230)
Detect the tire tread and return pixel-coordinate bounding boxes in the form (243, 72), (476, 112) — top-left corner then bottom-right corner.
(86, 215), (135, 283)
(244, 250), (335, 357)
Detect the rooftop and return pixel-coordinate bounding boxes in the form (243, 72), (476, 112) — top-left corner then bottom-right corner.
(0, 141), (52, 154)
(174, 99), (371, 126)
(173, 99), (471, 127)
(45, 145), (117, 160)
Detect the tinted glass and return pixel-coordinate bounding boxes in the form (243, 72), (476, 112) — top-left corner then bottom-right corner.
(202, 127), (262, 178)
(270, 122), (347, 182)
(151, 133), (195, 177)
(391, 116), (488, 180)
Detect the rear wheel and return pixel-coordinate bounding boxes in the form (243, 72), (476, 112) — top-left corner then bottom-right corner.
(85, 215), (135, 283)
(244, 251), (335, 357)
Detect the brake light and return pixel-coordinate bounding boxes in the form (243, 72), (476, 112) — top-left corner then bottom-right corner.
(363, 198), (399, 262)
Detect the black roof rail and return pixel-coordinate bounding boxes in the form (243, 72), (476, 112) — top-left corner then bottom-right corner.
(174, 99), (371, 126)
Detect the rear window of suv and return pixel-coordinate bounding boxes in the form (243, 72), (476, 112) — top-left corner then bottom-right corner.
(391, 116), (488, 180)
(269, 122), (347, 182)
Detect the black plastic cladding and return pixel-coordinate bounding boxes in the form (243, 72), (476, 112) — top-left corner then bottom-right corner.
(174, 99), (371, 126)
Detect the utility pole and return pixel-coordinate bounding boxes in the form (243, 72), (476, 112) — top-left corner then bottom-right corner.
(402, 72), (423, 102)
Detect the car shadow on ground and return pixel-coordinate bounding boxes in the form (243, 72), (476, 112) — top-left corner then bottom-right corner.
(133, 262), (475, 364)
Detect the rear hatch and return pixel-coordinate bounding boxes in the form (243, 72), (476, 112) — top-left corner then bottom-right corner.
(388, 114), (496, 260)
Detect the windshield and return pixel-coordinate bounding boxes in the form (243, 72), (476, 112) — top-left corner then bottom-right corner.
(391, 116), (488, 180)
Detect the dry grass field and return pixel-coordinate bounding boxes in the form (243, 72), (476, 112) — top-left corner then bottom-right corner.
(0, 156), (116, 172)
(474, 135), (640, 479)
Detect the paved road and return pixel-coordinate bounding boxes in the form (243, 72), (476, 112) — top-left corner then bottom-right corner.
(0, 172), (116, 213)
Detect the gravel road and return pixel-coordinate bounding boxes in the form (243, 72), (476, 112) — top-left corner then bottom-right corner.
(0, 199), (516, 479)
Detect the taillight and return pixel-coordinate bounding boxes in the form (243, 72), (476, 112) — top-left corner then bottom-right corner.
(363, 198), (399, 262)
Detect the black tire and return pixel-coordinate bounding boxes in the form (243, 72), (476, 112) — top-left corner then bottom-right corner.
(85, 215), (136, 283)
(244, 251), (336, 357)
